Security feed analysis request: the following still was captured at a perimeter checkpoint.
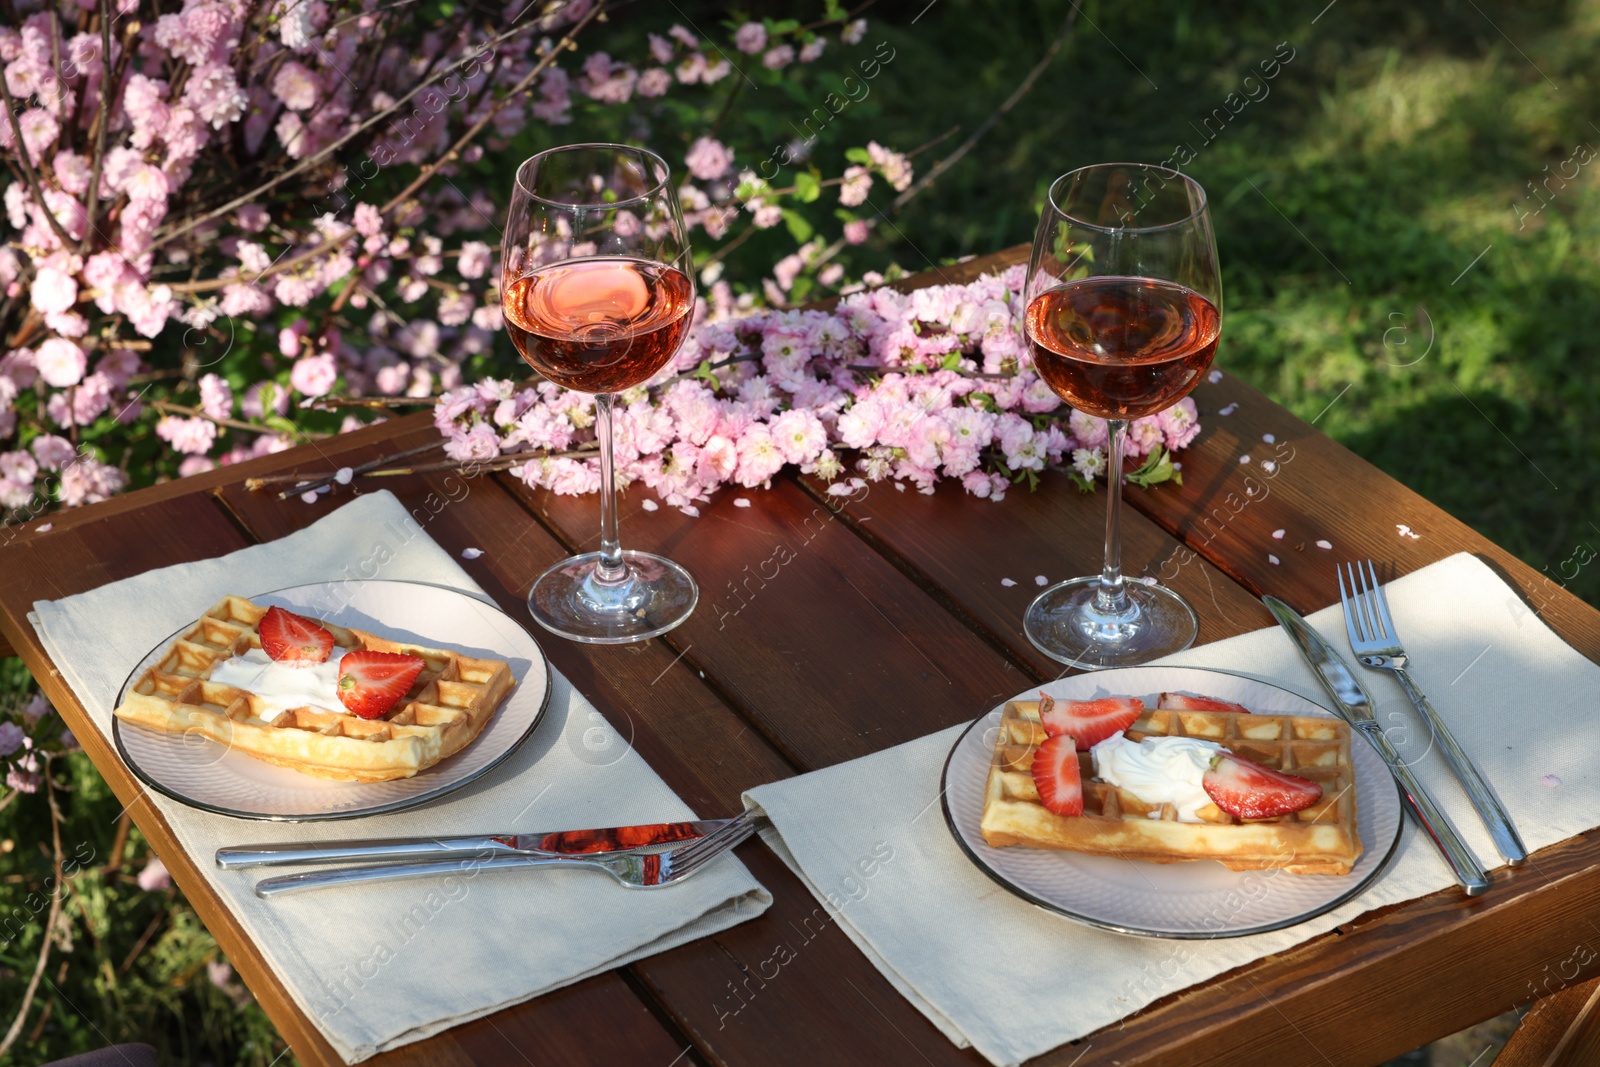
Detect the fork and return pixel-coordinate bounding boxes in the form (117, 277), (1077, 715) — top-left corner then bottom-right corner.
(1338, 561), (1528, 866)
(253, 810), (759, 898)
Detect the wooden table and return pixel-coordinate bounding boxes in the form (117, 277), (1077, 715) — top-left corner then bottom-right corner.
(8, 247), (1600, 1067)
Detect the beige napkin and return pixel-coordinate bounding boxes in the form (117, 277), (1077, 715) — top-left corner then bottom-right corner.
(744, 553), (1598, 1067)
(30, 491), (770, 1063)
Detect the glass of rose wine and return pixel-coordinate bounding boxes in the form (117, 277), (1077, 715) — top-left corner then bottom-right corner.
(501, 143), (698, 643)
(1023, 163), (1222, 668)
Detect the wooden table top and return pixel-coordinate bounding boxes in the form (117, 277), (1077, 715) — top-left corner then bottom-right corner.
(8, 247), (1600, 1067)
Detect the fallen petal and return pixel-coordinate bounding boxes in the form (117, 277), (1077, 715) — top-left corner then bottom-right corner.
(641, 499), (659, 511)
(1262, 433), (1276, 443)
(1541, 774), (1562, 788)
(1034, 575), (1048, 586)
(1272, 529), (1286, 540)
(1219, 402), (1238, 416)
(1207, 370), (1223, 383)
(461, 547), (483, 560)
(335, 466), (354, 485)
(1239, 454), (1251, 464)
(1268, 554), (1280, 565)
(1001, 578), (1017, 587)
(1316, 540), (1332, 550)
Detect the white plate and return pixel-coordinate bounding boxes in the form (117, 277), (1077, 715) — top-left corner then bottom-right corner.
(113, 581), (552, 821)
(941, 666), (1403, 938)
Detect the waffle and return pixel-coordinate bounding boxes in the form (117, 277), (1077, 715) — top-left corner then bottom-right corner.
(113, 595), (515, 782)
(979, 700), (1362, 875)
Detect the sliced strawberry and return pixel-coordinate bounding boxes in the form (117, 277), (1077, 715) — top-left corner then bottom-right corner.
(258, 606), (335, 666)
(1158, 692), (1251, 715)
(1201, 753), (1322, 820)
(336, 650), (426, 719)
(1039, 695), (1145, 751)
(1029, 734), (1083, 816)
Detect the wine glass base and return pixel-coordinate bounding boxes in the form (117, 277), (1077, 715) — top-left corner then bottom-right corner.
(1023, 577), (1198, 670)
(527, 550), (698, 644)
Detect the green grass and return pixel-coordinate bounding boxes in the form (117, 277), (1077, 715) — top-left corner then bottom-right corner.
(843, 0), (1600, 606)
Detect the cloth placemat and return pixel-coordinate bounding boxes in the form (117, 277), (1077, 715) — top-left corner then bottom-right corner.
(745, 552), (1598, 1066)
(30, 491), (771, 1063)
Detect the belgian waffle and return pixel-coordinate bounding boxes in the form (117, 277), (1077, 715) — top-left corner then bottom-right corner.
(979, 700), (1362, 875)
(113, 595), (515, 782)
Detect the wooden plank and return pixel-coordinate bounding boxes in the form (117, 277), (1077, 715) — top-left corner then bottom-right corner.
(215, 432), (992, 1066)
(2, 483), (688, 1067)
(793, 472), (1274, 680)
(1498, 976), (1600, 1067)
(504, 474), (1033, 766)
(1118, 370), (1600, 661)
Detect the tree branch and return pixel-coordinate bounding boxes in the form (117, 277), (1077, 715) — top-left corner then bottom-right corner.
(0, 80), (79, 251)
(890, 2), (1080, 212)
(77, 0), (115, 254)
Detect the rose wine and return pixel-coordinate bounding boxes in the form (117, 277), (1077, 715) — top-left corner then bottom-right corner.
(1026, 276), (1220, 420)
(502, 257), (694, 393)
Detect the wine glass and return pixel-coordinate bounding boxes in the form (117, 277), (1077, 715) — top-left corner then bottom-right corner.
(501, 143), (698, 643)
(1022, 163), (1223, 669)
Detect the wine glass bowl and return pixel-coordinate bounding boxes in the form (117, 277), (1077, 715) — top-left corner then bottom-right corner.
(501, 144), (699, 644)
(1023, 163), (1222, 669)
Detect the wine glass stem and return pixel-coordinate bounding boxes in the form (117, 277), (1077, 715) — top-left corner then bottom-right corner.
(593, 392), (628, 585)
(1097, 419), (1131, 616)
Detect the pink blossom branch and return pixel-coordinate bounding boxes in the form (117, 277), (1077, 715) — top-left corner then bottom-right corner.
(150, 12), (576, 255)
(146, 398), (330, 439)
(0, 78), (79, 251)
(165, 1), (603, 293)
(376, 0), (605, 216)
(78, 0), (116, 254)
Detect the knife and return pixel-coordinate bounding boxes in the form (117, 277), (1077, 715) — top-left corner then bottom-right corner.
(216, 818), (731, 870)
(1262, 596), (1490, 897)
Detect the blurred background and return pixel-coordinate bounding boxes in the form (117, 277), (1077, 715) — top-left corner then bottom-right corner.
(4, 1), (1592, 1062)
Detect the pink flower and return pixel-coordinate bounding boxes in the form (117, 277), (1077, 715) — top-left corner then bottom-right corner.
(734, 426), (784, 486)
(35, 338), (87, 387)
(839, 166), (872, 207)
(0, 722), (23, 755)
(58, 454), (124, 505)
(271, 60), (320, 110)
(199, 374), (232, 420)
(772, 253), (804, 292)
(734, 22), (767, 54)
(649, 32), (676, 64)
(685, 137), (734, 181)
(30, 266), (77, 315)
(444, 423), (500, 463)
(155, 415), (218, 455)
(867, 142), (913, 192)
(1158, 396), (1201, 450)
(800, 38), (825, 63)
(763, 45), (795, 69)
(637, 68), (671, 97)
(289, 352), (337, 396)
(183, 63), (247, 128)
(18, 109), (59, 161)
(458, 240), (491, 279)
(352, 202), (383, 238)
(32, 435), (77, 470)
(675, 53), (707, 84)
(1068, 409), (1109, 448)
(179, 456), (217, 477)
(697, 434), (738, 482)
(137, 857), (171, 892)
(770, 408), (826, 464)
(236, 204), (269, 232)
(843, 219), (870, 245)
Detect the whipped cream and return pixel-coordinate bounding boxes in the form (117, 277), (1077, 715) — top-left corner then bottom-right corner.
(1091, 733), (1225, 822)
(207, 647), (345, 719)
